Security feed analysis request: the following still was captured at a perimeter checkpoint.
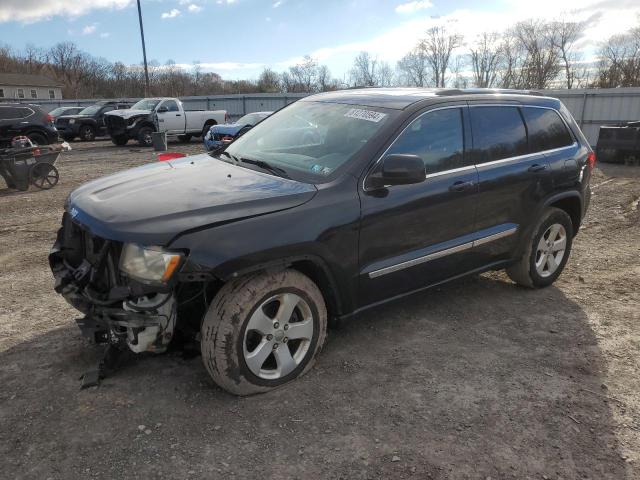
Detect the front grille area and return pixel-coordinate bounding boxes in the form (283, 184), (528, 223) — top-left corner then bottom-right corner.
(55, 118), (69, 128)
(106, 116), (126, 131)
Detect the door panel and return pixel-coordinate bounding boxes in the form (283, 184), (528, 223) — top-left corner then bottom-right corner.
(357, 105), (478, 307)
(156, 100), (184, 133)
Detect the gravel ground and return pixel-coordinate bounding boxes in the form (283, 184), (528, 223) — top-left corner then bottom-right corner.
(0, 139), (639, 480)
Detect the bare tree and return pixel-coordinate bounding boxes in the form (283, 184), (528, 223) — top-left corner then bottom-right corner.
(551, 19), (585, 89)
(349, 51), (378, 87)
(450, 55), (469, 88)
(257, 68), (280, 92)
(469, 32), (503, 88)
(422, 26), (463, 87)
(511, 20), (561, 89)
(595, 26), (640, 87)
(397, 46), (430, 86)
(289, 55), (319, 92)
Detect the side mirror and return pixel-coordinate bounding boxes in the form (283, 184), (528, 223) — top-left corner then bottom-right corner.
(367, 154), (425, 190)
(157, 106), (169, 113)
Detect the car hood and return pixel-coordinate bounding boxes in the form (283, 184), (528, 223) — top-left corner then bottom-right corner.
(58, 114), (92, 120)
(105, 109), (150, 119)
(211, 123), (246, 135)
(67, 153), (317, 245)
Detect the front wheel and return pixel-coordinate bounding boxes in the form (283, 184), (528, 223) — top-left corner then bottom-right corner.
(79, 125), (96, 141)
(506, 207), (574, 288)
(201, 270), (327, 395)
(137, 126), (154, 147)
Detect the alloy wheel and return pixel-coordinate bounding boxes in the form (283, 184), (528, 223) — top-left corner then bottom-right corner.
(243, 292), (314, 380)
(534, 223), (567, 278)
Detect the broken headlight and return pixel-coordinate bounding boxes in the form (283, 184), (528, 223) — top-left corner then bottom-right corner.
(119, 244), (183, 284)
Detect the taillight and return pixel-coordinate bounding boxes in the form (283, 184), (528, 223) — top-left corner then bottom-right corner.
(46, 113), (54, 123)
(587, 151), (596, 171)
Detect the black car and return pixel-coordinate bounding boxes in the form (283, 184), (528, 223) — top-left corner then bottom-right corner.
(0, 103), (60, 146)
(48, 106), (85, 120)
(56, 101), (132, 141)
(50, 88), (594, 395)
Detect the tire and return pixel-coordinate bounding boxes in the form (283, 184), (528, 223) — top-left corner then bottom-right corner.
(111, 136), (128, 146)
(26, 132), (48, 146)
(506, 207), (574, 288)
(79, 125), (96, 142)
(177, 134), (192, 143)
(201, 269), (328, 396)
(202, 121), (216, 138)
(137, 126), (154, 147)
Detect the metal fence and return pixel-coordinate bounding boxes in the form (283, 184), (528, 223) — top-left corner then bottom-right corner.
(10, 88), (640, 145)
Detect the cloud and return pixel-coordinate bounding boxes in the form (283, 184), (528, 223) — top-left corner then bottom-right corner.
(0, 0), (132, 23)
(395, 1), (433, 14)
(100, 32), (110, 38)
(175, 61), (264, 71)
(216, 0), (237, 4)
(82, 24), (97, 35)
(273, 1), (282, 7)
(187, 4), (202, 12)
(161, 8), (181, 19)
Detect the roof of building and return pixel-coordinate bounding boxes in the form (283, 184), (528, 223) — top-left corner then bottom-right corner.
(0, 73), (63, 88)
(304, 87), (551, 110)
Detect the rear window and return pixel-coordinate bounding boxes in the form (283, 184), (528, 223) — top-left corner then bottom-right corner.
(470, 106), (528, 163)
(521, 107), (574, 152)
(0, 106), (33, 120)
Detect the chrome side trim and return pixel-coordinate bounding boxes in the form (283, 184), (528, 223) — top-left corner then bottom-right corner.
(425, 164), (476, 179)
(367, 226), (518, 279)
(368, 242), (473, 279)
(476, 143), (577, 169)
(472, 226), (518, 246)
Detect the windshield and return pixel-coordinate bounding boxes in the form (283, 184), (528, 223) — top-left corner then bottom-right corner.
(224, 102), (392, 182)
(236, 113), (267, 125)
(78, 105), (101, 115)
(50, 107), (73, 117)
(131, 99), (161, 111)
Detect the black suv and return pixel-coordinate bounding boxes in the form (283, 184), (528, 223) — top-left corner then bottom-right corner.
(50, 88), (593, 395)
(0, 103), (60, 146)
(56, 101), (132, 141)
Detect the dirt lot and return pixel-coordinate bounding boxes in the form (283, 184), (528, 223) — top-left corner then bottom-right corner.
(0, 139), (639, 479)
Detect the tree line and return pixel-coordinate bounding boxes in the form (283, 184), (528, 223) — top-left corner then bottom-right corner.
(1, 17), (639, 99)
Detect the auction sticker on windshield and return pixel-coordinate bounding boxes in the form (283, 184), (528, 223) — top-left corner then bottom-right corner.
(344, 108), (387, 123)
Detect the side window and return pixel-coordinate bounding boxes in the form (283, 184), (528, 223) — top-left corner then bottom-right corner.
(17, 89), (25, 99)
(163, 100), (179, 112)
(101, 106), (115, 114)
(470, 106), (527, 163)
(387, 108), (465, 175)
(521, 107), (574, 152)
(0, 107), (28, 120)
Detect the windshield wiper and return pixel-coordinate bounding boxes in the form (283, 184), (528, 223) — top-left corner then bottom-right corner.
(239, 157), (291, 179)
(218, 151), (239, 163)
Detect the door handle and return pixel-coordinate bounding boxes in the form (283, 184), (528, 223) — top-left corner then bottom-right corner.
(528, 164), (547, 173)
(176, 114), (181, 116)
(449, 180), (474, 192)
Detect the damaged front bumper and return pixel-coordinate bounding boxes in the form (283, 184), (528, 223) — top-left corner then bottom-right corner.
(49, 214), (177, 353)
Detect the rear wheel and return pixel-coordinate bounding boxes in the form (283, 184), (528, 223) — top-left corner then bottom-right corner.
(506, 207), (574, 288)
(26, 132), (48, 146)
(111, 136), (128, 146)
(79, 125), (96, 141)
(137, 126), (154, 147)
(201, 269), (327, 395)
(202, 121), (216, 138)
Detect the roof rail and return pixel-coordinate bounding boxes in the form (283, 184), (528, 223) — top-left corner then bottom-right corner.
(436, 88), (545, 96)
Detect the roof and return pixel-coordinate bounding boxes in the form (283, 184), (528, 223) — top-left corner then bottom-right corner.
(304, 87), (550, 110)
(0, 73), (63, 88)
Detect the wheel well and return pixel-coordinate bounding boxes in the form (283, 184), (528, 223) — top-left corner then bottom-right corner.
(289, 260), (340, 321)
(549, 196), (581, 236)
(202, 120), (217, 135)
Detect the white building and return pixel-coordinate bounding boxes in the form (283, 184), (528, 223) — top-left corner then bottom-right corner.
(0, 73), (63, 101)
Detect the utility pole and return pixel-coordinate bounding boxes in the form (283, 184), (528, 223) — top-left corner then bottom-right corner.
(136, 0), (150, 96)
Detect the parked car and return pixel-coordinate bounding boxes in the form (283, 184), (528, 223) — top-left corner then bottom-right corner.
(56, 101), (132, 142)
(50, 88), (594, 395)
(0, 103), (59, 146)
(104, 97), (228, 147)
(48, 106), (85, 120)
(203, 111), (273, 151)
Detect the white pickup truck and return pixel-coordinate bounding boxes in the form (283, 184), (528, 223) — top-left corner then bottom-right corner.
(104, 97), (228, 147)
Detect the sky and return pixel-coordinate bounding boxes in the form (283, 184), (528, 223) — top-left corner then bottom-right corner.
(0, 0), (639, 81)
